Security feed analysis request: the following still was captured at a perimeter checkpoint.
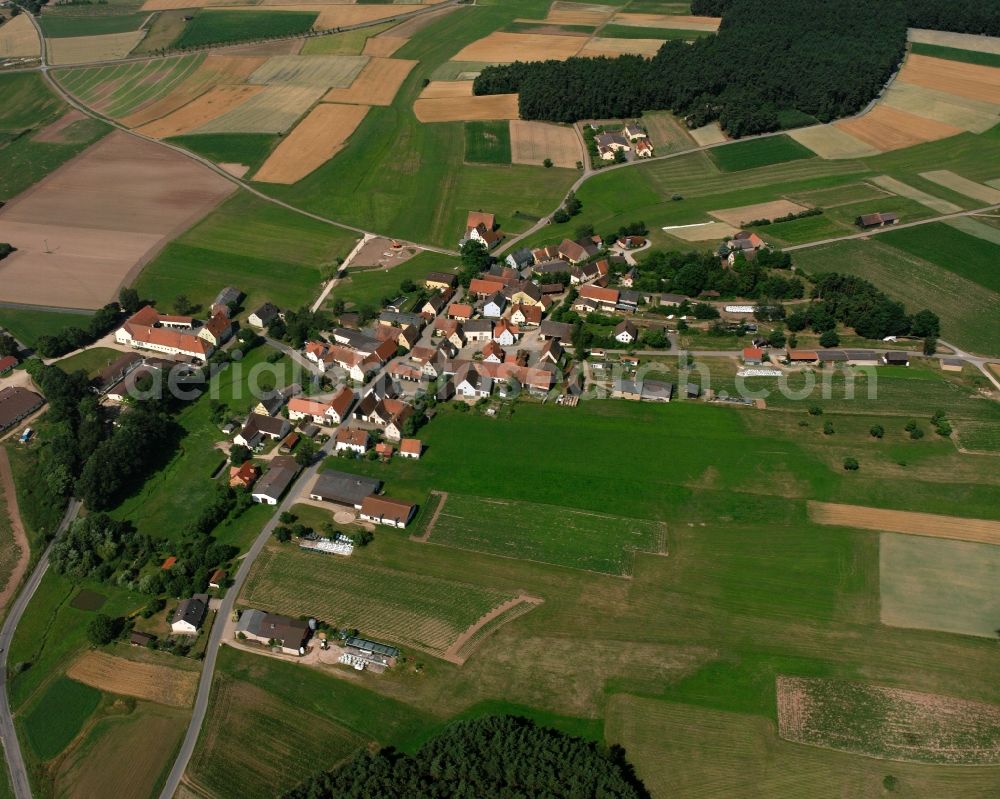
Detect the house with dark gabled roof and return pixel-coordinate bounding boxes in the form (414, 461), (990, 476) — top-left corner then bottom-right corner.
(248, 302), (279, 328)
(235, 413), (290, 449)
(505, 247), (534, 271)
(171, 594), (208, 634)
(615, 321), (638, 344)
(251, 456), (298, 505)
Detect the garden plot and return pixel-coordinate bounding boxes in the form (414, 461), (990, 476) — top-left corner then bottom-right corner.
(0, 13), (40, 58)
(254, 102), (368, 183)
(777, 676), (1000, 764)
(908, 28), (1000, 55)
(880, 82), (998, 133)
(868, 175), (962, 214)
(610, 12), (721, 31)
(451, 31), (586, 63)
(509, 120), (581, 167)
(248, 54), (369, 88)
(710, 200), (808, 227)
(835, 106), (963, 152)
(414, 93), (519, 123)
(136, 84), (265, 138)
(194, 84), (326, 133)
(880, 533), (1000, 639)
(47, 31), (145, 66)
(920, 170), (1000, 204)
(898, 54), (1000, 105)
(578, 37), (663, 57)
(0, 130), (233, 309)
(117, 55), (265, 128)
(787, 124), (880, 159)
(322, 57), (416, 106)
(425, 493), (668, 576)
(67, 651), (198, 707)
(808, 501), (1000, 545)
(241, 546), (519, 658)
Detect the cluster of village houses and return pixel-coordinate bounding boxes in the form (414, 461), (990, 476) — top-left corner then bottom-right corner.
(87, 203), (929, 670)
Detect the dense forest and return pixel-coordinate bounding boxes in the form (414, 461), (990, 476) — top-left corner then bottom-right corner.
(691, 0), (1000, 36)
(283, 716), (649, 799)
(475, 0), (909, 136)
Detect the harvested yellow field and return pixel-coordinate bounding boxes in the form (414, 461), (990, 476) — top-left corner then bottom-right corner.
(710, 200), (807, 227)
(419, 80), (473, 99)
(0, 13), (40, 58)
(323, 57), (416, 105)
(546, 1), (617, 26)
(67, 651), (198, 707)
(908, 28), (1000, 56)
(869, 175), (963, 214)
(452, 31), (586, 63)
(898, 54), (1000, 105)
(788, 124), (880, 159)
(47, 31), (145, 66)
(120, 54), (266, 128)
(248, 54), (369, 87)
(808, 501), (1000, 546)
(579, 37), (663, 58)
(363, 35), (408, 58)
(611, 12), (721, 31)
(881, 81), (998, 133)
(414, 93), (519, 123)
(663, 221), (739, 241)
(688, 121), (726, 146)
(255, 102), (367, 183)
(835, 105), (963, 152)
(137, 84), (264, 138)
(510, 120), (581, 167)
(920, 170), (1000, 204)
(196, 84), (325, 133)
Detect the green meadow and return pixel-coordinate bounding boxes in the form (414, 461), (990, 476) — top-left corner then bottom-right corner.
(174, 10), (317, 49)
(878, 222), (1000, 294)
(909, 42), (1000, 68)
(0, 73), (110, 201)
(166, 133), (279, 175)
(330, 250), (458, 312)
(708, 134), (815, 172)
(38, 12), (148, 38)
(464, 121), (512, 165)
(22, 678), (102, 761)
(133, 191), (358, 313)
(0, 308), (92, 347)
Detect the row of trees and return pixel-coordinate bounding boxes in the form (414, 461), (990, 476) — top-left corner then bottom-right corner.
(634, 249), (803, 300)
(475, 0), (907, 136)
(34, 302), (123, 359)
(282, 716), (650, 799)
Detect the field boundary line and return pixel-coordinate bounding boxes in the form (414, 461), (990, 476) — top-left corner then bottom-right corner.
(442, 593), (543, 665)
(410, 489), (447, 543)
(808, 500), (1000, 545)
